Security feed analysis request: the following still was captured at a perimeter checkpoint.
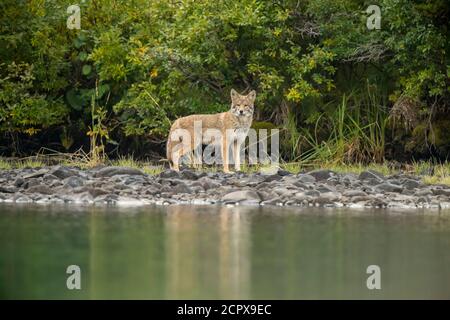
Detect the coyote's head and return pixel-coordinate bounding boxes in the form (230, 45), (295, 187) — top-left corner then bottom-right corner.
(230, 89), (256, 117)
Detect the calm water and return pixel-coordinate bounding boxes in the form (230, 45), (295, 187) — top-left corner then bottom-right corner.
(1, 203), (450, 299)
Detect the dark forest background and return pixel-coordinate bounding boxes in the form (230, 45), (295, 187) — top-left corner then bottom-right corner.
(0, 0), (448, 164)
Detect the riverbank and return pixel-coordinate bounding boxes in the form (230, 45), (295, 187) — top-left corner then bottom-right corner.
(1, 164), (450, 209)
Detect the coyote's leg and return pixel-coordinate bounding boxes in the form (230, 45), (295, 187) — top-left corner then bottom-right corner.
(192, 144), (202, 169)
(222, 135), (230, 173)
(234, 139), (241, 172)
(171, 140), (193, 172)
(171, 143), (181, 171)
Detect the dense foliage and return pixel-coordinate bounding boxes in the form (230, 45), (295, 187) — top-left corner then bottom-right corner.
(0, 0), (448, 162)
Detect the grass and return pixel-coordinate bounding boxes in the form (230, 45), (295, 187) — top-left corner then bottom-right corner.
(299, 86), (388, 165)
(0, 159), (12, 170)
(2, 154), (450, 186)
(0, 158), (45, 169)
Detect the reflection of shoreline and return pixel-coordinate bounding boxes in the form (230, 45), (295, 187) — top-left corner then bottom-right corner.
(219, 206), (251, 299)
(165, 205), (251, 299)
(87, 208), (166, 299)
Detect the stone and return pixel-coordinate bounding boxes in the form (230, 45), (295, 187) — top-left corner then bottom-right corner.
(14, 194), (32, 203)
(263, 174), (283, 182)
(48, 166), (79, 179)
(415, 189), (433, 196)
(221, 190), (261, 203)
(307, 169), (335, 181)
(402, 178), (420, 190)
(26, 185), (53, 195)
(305, 190), (321, 197)
(277, 168), (291, 176)
(23, 178), (40, 189)
(297, 174), (316, 183)
(194, 176), (221, 190)
(13, 177), (25, 187)
(359, 170), (385, 181)
(173, 183), (193, 194)
(0, 186), (18, 193)
(64, 176), (85, 188)
(343, 190), (367, 197)
(431, 188), (450, 196)
(180, 169), (199, 180)
(23, 169), (49, 179)
(313, 192), (341, 205)
(94, 194), (119, 203)
(316, 184), (335, 193)
(43, 174), (59, 182)
(159, 170), (180, 179)
(261, 197), (284, 205)
(94, 166), (144, 178)
(375, 183), (403, 193)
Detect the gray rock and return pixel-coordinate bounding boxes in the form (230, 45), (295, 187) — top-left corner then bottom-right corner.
(0, 186), (18, 193)
(173, 183), (193, 194)
(49, 166), (79, 179)
(402, 178), (420, 190)
(387, 178), (403, 185)
(43, 174), (59, 182)
(221, 190), (261, 203)
(297, 174), (316, 183)
(314, 192), (341, 205)
(349, 195), (374, 202)
(365, 178), (384, 186)
(14, 177), (25, 187)
(277, 169), (291, 176)
(341, 174), (359, 186)
(307, 169), (335, 181)
(23, 178), (41, 189)
(26, 185), (53, 195)
(94, 166), (144, 178)
(159, 170), (180, 179)
(74, 191), (94, 203)
(261, 197), (284, 205)
(263, 174), (283, 182)
(431, 188), (450, 196)
(359, 170), (385, 181)
(257, 191), (277, 201)
(194, 176), (221, 190)
(64, 176), (85, 188)
(23, 168), (49, 179)
(415, 189), (433, 196)
(180, 169), (199, 180)
(343, 190), (367, 197)
(14, 194), (32, 203)
(305, 190), (321, 197)
(144, 185), (161, 195)
(94, 194), (119, 203)
(376, 183), (403, 193)
(316, 184), (335, 193)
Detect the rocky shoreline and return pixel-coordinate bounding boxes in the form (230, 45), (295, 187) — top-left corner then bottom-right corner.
(1, 165), (450, 209)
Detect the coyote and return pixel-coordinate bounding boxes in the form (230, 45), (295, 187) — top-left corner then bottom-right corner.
(166, 89), (256, 173)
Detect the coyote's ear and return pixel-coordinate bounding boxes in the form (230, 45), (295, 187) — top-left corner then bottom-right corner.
(230, 89), (239, 102)
(247, 90), (256, 102)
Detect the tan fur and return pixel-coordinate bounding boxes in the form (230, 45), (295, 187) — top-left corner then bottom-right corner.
(166, 89), (256, 173)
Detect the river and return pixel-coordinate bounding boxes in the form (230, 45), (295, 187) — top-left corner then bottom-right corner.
(1, 204), (450, 299)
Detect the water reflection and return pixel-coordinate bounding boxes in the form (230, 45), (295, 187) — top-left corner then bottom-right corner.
(164, 205), (250, 299)
(0, 204), (450, 299)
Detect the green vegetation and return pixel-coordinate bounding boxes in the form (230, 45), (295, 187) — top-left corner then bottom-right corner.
(0, 0), (448, 164)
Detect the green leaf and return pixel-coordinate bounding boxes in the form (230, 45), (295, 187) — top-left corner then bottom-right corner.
(97, 84), (110, 98)
(82, 65), (92, 76)
(66, 89), (84, 111)
(78, 52), (88, 61)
